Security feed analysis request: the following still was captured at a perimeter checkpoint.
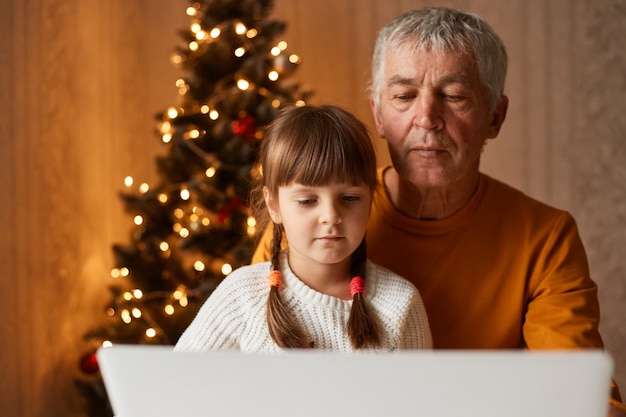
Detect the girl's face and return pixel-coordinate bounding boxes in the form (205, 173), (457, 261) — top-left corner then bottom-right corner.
(264, 181), (371, 278)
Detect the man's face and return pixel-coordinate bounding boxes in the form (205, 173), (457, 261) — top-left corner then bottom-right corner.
(372, 45), (507, 189)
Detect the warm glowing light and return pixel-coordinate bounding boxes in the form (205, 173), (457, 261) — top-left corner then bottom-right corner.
(210, 27), (221, 38)
(164, 304), (175, 315)
(246, 29), (258, 38)
(158, 193), (168, 203)
(124, 176), (134, 187)
(106, 308), (115, 316)
(139, 183), (149, 193)
(167, 107), (178, 118)
(296, 100), (306, 107)
(206, 167), (216, 177)
(195, 31), (207, 41)
(174, 208), (184, 218)
(180, 188), (190, 200)
(189, 41), (199, 51)
(160, 241), (169, 251)
(190, 23), (201, 33)
(173, 223), (182, 233)
(133, 215), (143, 225)
(120, 267), (129, 277)
(179, 228), (190, 238)
(162, 133), (172, 143)
(289, 54), (301, 64)
(123, 292), (132, 301)
(132, 308), (142, 318)
(121, 309), (131, 323)
(173, 289), (184, 300)
(194, 260), (205, 271)
(221, 263), (233, 275)
(160, 121), (172, 132)
(268, 71), (279, 81)
(179, 295), (189, 307)
(133, 289), (143, 299)
(272, 99), (281, 108)
(186, 6), (197, 16)
(201, 104), (209, 114)
(277, 41), (287, 50)
(209, 110), (219, 120)
(270, 46), (281, 56)
(201, 217), (210, 226)
(189, 129), (200, 139)
(247, 216), (257, 227)
(102, 340), (113, 348)
(235, 22), (247, 35)
(236, 79), (250, 90)
(234, 47), (245, 57)
(111, 268), (121, 278)
(146, 328), (157, 338)
(171, 53), (183, 65)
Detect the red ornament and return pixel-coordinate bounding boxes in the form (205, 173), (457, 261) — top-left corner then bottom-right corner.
(231, 115), (257, 140)
(217, 196), (243, 223)
(79, 352), (100, 374)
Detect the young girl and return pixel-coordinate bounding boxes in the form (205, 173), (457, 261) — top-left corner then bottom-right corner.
(174, 105), (431, 352)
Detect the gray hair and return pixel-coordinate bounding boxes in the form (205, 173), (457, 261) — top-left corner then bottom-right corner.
(368, 7), (508, 112)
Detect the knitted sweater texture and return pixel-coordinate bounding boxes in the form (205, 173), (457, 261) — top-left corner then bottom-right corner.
(175, 252), (432, 352)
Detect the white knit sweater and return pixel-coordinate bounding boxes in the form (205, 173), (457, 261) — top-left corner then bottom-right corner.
(175, 252), (432, 352)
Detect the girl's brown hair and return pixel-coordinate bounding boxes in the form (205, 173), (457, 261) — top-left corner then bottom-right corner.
(250, 104), (380, 349)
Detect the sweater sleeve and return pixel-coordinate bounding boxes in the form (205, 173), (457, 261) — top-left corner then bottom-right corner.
(523, 212), (602, 349)
(174, 267), (265, 351)
(399, 291), (433, 350)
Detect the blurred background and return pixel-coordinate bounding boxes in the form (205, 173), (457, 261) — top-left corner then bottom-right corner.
(0, 0), (624, 416)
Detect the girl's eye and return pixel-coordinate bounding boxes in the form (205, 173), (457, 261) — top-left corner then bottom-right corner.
(343, 195), (360, 202)
(297, 199), (316, 206)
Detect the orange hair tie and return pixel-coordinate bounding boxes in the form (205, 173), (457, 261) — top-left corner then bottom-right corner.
(268, 270), (282, 288)
(350, 276), (365, 297)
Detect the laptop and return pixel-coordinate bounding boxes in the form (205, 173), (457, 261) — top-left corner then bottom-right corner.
(97, 345), (613, 417)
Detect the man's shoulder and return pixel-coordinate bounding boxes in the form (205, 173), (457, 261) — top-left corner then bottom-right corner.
(481, 173), (568, 216)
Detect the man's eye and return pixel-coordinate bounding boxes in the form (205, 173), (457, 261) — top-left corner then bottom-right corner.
(395, 93), (416, 101)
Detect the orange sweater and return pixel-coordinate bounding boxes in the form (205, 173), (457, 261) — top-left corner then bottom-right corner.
(252, 167), (623, 407)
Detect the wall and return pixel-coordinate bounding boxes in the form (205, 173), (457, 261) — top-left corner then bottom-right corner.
(0, 0), (623, 415)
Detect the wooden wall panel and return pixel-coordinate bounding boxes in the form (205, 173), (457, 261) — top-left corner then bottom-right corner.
(0, 0), (623, 415)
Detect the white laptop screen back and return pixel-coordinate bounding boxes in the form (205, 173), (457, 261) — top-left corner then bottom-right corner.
(97, 346), (613, 417)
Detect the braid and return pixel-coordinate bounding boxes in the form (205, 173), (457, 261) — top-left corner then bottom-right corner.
(266, 224), (311, 348)
(347, 239), (381, 349)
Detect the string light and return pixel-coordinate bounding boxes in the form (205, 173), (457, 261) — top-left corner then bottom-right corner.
(209, 28), (221, 39)
(234, 22), (247, 35)
(221, 263), (233, 275)
(236, 79), (250, 90)
(133, 215), (143, 226)
(124, 176), (133, 187)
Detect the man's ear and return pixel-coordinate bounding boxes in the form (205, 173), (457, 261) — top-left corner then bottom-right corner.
(370, 98), (386, 139)
(263, 186), (281, 224)
(487, 95), (509, 139)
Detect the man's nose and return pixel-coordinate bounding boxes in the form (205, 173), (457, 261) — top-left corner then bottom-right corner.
(413, 93), (444, 131)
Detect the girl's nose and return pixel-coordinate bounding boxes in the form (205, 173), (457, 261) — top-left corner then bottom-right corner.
(319, 201), (342, 225)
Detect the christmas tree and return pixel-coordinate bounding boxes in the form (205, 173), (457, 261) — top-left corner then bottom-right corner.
(76, 0), (311, 415)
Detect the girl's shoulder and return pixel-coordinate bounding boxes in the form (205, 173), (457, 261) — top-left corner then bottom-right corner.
(213, 261), (272, 297)
(365, 260), (419, 297)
